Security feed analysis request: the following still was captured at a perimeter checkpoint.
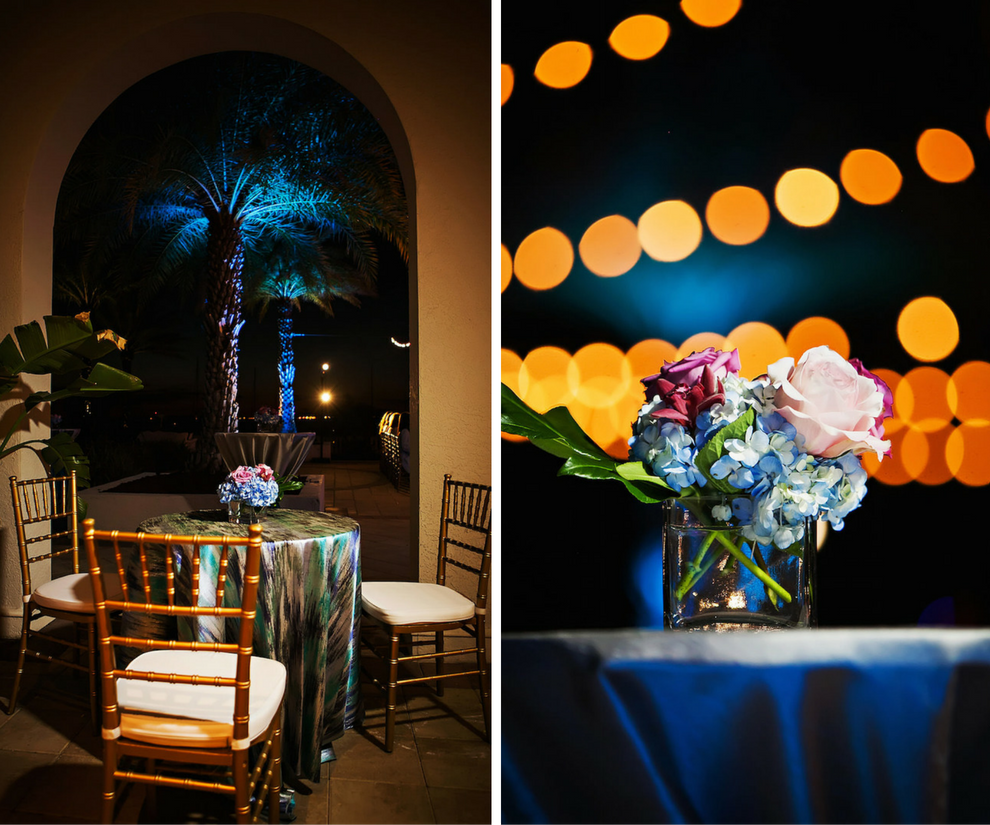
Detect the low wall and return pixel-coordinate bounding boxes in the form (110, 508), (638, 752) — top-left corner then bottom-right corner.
(81, 473), (325, 532)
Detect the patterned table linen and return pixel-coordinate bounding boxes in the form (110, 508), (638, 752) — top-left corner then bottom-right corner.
(131, 508), (361, 782)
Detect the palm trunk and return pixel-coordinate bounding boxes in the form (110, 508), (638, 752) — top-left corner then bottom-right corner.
(277, 300), (297, 434)
(196, 210), (244, 473)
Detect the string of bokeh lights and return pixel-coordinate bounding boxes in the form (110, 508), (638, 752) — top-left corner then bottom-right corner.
(502, 298), (990, 487)
(501, 2), (990, 488)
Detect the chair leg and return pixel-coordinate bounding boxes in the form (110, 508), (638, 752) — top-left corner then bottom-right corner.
(87, 621), (98, 733)
(476, 622), (490, 741)
(435, 631), (445, 697)
(234, 749), (251, 824)
(386, 632), (400, 753)
(7, 610), (31, 715)
(101, 739), (117, 824)
(268, 713), (283, 825)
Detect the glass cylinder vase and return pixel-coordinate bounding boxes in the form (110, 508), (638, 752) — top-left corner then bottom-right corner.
(663, 495), (816, 630)
(226, 500), (267, 525)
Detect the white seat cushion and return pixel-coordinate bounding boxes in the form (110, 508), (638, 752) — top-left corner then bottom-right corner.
(118, 650), (286, 747)
(362, 581), (476, 625)
(33, 572), (121, 612)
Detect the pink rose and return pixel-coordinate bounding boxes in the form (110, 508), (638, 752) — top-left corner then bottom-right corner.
(848, 358), (894, 456)
(643, 347), (741, 389)
(256, 463), (275, 481)
(767, 346), (891, 459)
(232, 466), (254, 484)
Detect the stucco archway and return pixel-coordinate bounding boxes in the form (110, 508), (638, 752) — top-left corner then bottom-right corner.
(12, 13), (421, 633)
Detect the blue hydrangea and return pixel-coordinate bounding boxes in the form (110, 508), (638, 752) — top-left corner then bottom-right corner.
(217, 474), (279, 507)
(631, 372), (873, 551)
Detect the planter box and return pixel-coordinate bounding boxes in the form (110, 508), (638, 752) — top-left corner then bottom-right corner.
(80, 473), (325, 532)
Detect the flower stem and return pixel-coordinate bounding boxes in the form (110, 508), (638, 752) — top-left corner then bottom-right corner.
(713, 532), (792, 603)
(674, 530), (720, 600)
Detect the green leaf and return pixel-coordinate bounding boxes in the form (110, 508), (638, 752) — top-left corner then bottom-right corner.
(24, 362), (144, 410)
(695, 407), (756, 493)
(617, 460), (674, 489)
(501, 384), (614, 462)
(501, 383), (677, 504)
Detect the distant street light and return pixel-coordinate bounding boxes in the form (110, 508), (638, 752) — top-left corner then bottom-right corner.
(320, 391), (332, 404)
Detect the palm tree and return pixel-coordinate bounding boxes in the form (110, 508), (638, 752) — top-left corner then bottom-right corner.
(245, 234), (377, 434)
(56, 53), (407, 470)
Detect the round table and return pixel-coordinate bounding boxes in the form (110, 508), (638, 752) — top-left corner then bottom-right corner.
(132, 508), (361, 783)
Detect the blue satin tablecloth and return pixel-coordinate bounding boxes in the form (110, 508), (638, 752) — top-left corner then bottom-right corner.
(503, 629), (990, 824)
(132, 509), (362, 782)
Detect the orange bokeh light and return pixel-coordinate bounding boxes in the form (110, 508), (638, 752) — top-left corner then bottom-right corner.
(519, 346), (573, 412)
(774, 168), (840, 227)
(513, 227), (574, 291)
(947, 422), (990, 486)
(839, 148), (902, 205)
(501, 64), (514, 106)
(948, 361), (990, 423)
(501, 348), (524, 393)
(724, 322), (788, 379)
(864, 427), (916, 486)
(500, 244), (512, 292)
(897, 296), (959, 362)
(705, 186), (771, 246)
(579, 215), (642, 277)
(500, 349), (526, 443)
(896, 367), (953, 433)
(625, 339), (679, 383)
(609, 15), (670, 60)
(680, 0), (742, 27)
(785, 317), (850, 360)
(914, 424), (955, 486)
(638, 200), (703, 262)
(916, 128), (974, 183)
(568, 343), (632, 409)
(677, 331), (728, 359)
(534, 42), (593, 89)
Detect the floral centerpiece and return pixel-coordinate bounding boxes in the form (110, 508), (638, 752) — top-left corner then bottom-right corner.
(254, 406), (281, 433)
(218, 463), (279, 524)
(501, 345), (893, 629)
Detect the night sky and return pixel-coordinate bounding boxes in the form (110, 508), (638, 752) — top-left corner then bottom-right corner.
(53, 51), (410, 431)
(501, 2), (990, 630)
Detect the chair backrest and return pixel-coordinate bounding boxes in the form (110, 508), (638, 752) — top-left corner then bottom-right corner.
(82, 519), (264, 744)
(9, 472), (80, 596)
(436, 474), (492, 611)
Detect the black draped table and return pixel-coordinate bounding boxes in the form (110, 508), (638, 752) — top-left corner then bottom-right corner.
(131, 508), (361, 782)
(503, 628), (990, 824)
(214, 432), (316, 477)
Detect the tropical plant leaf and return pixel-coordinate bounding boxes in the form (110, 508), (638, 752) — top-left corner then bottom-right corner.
(502, 383), (676, 503)
(25, 362), (145, 411)
(501, 384), (613, 462)
(695, 407), (757, 493)
(0, 315), (123, 395)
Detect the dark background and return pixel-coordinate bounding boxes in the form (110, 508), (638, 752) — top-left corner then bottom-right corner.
(501, 1), (990, 631)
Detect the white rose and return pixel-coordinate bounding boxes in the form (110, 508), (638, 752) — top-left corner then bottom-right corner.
(767, 346), (890, 459)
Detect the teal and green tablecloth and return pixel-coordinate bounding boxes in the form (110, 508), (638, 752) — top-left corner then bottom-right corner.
(131, 508), (361, 782)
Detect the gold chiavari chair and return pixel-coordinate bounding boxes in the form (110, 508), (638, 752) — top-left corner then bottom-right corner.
(83, 519), (285, 824)
(361, 474), (491, 752)
(8, 472), (105, 727)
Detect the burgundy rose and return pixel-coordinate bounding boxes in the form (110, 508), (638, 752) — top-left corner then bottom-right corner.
(645, 364), (727, 429)
(642, 347), (741, 391)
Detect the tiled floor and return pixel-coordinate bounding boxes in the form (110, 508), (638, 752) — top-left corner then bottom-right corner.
(0, 461), (492, 823)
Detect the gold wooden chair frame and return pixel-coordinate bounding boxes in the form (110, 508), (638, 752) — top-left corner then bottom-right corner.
(83, 519), (285, 824)
(361, 474), (491, 752)
(8, 472), (100, 728)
